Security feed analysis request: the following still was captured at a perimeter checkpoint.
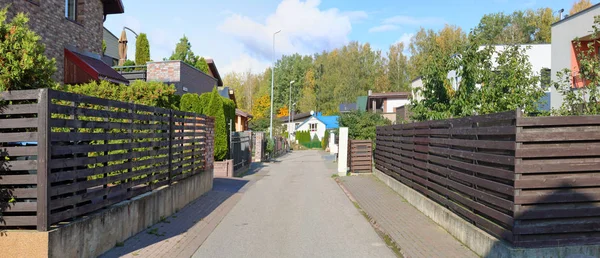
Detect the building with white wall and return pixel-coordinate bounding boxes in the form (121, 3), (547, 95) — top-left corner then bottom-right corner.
(550, 3), (600, 110)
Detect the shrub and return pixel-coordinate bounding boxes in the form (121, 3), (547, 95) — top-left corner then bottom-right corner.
(339, 111), (391, 142)
(54, 80), (179, 109)
(0, 6), (56, 91)
(180, 93), (202, 113)
(205, 87), (227, 161)
(321, 130), (330, 150)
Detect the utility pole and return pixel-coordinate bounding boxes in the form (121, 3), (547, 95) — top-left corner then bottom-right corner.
(270, 30), (281, 139)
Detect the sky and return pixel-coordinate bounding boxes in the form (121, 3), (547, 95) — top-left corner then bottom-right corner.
(104, 0), (592, 75)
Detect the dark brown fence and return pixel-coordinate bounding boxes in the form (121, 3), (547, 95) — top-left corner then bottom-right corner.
(376, 110), (600, 247)
(349, 140), (372, 173)
(514, 114), (600, 247)
(0, 89), (214, 231)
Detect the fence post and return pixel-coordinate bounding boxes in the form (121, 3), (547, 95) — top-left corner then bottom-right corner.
(513, 108), (523, 243)
(338, 127), (349, 177)
(168, 110), (174, 185)
(36, 89), (51, 231)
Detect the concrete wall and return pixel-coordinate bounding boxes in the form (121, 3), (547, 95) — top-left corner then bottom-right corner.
(373, 168), (600, 258)
(551, 6), (600, 110)
(50, 170), (213, 258)
(147, 61), (218, 95)
(410, 78), (424, 101)
(6, 0), (105, 83)
(385, 99), (410, 113)
(214, 160), (234, 178)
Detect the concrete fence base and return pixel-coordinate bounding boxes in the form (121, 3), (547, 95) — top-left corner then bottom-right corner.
(0, 170), (213, 258)
(214, 160), (234, 178)
(373, 168), (600, 258)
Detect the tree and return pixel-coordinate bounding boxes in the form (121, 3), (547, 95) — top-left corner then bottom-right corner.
(135, 33), (150, 66)
(251, 94), (270, 119)
(0, 6), (56, 91)
(195, 57), (210, 74)
(473, 9), (558, 44)
(277, 106), (289, 118)
(478, 45), (544, 115)
(102, 40), (106, 55)
(570, 0), (592, 15)
(272, 53), (313, 111)
(205, 87), (227, 160)
(338, 111), (391, 142)
(169, 35), (196, 65)
(387, 42), (410, 91)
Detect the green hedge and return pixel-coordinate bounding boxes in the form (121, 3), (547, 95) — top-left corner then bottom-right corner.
(54, 80), (180, 109)
(179, 87), (237, 161)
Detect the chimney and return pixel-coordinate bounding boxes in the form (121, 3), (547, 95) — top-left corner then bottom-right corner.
(559, 8), (565, 20)
(368, 90), (372, 96)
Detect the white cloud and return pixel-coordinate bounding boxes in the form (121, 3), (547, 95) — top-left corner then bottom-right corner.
(221, 53), (271, 75)
(369, 24), (399, 33)
(383, 15), (445, 26)
(396, 33), (414, 47)
(343, 11), (369, 22)
(219, 0), (357, 60)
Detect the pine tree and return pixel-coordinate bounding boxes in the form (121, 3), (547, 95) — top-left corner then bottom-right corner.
(135, 33), (150, 66)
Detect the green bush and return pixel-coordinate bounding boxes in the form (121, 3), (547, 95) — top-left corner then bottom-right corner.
(321, 130), (330, 150)
(338, 111), (391, 142)
(205, 87), (227, 161)
(195, 57), (210, 74)
(180, 93), (203, 113)
(0, 6), (56, 91)
(55, 80), (179, 109)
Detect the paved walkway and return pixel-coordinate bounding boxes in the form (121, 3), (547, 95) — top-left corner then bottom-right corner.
(100, 171), (262, 258)
(340, 175), (478, 258)
(193, 151), (395, 258)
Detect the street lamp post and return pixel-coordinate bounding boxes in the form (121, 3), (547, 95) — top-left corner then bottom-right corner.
(288, 80), (295, 140)
(269, 30), (281, 139)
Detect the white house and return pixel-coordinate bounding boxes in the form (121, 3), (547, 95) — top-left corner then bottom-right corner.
(294, 112), (339, 141)
(280, 112), (312, 139)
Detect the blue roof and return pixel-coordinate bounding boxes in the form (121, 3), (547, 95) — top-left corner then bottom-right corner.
(318, 115), (339, 129)
(295, 113), (339, 130)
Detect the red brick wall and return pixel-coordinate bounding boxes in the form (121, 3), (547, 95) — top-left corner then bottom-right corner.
(6, 0), (105, 83)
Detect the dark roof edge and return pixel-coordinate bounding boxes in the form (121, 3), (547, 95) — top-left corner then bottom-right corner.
(411, 76), (422, 83)
(552, 3), (600, 27)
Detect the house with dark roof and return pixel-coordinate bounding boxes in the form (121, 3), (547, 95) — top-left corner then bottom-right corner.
(367, 91), (411, 123)
(7, 0), (128, 85)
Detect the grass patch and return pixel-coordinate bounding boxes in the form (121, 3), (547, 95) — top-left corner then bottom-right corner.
(147, 228), (165, 237)
(115, 242), (124, 247)
(159, 215), (170, 223)
(331, 174), (339, 178)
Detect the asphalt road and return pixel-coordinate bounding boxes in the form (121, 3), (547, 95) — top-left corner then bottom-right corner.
(193, 150), (396, 258)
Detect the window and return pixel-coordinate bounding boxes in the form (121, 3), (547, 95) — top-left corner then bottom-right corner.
(309, 123), (317, 132)
(65, 0), (77, 21)
(540, 68), (551, 88)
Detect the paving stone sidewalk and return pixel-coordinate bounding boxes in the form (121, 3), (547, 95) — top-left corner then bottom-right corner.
(340, 175), (478, 258)
(100, 165), (267, 258)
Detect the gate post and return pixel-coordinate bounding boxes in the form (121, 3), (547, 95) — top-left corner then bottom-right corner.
(338, 127), (349, 177)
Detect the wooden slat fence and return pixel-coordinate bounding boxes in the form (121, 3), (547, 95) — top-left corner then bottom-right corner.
(0, 89), (214, 231)
(349, 140), (372, 173)
(375, 110), (600, 247)
(514, 114), (600, 247)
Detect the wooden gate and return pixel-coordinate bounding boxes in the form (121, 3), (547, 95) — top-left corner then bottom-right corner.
(349, 140), (372, 173)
